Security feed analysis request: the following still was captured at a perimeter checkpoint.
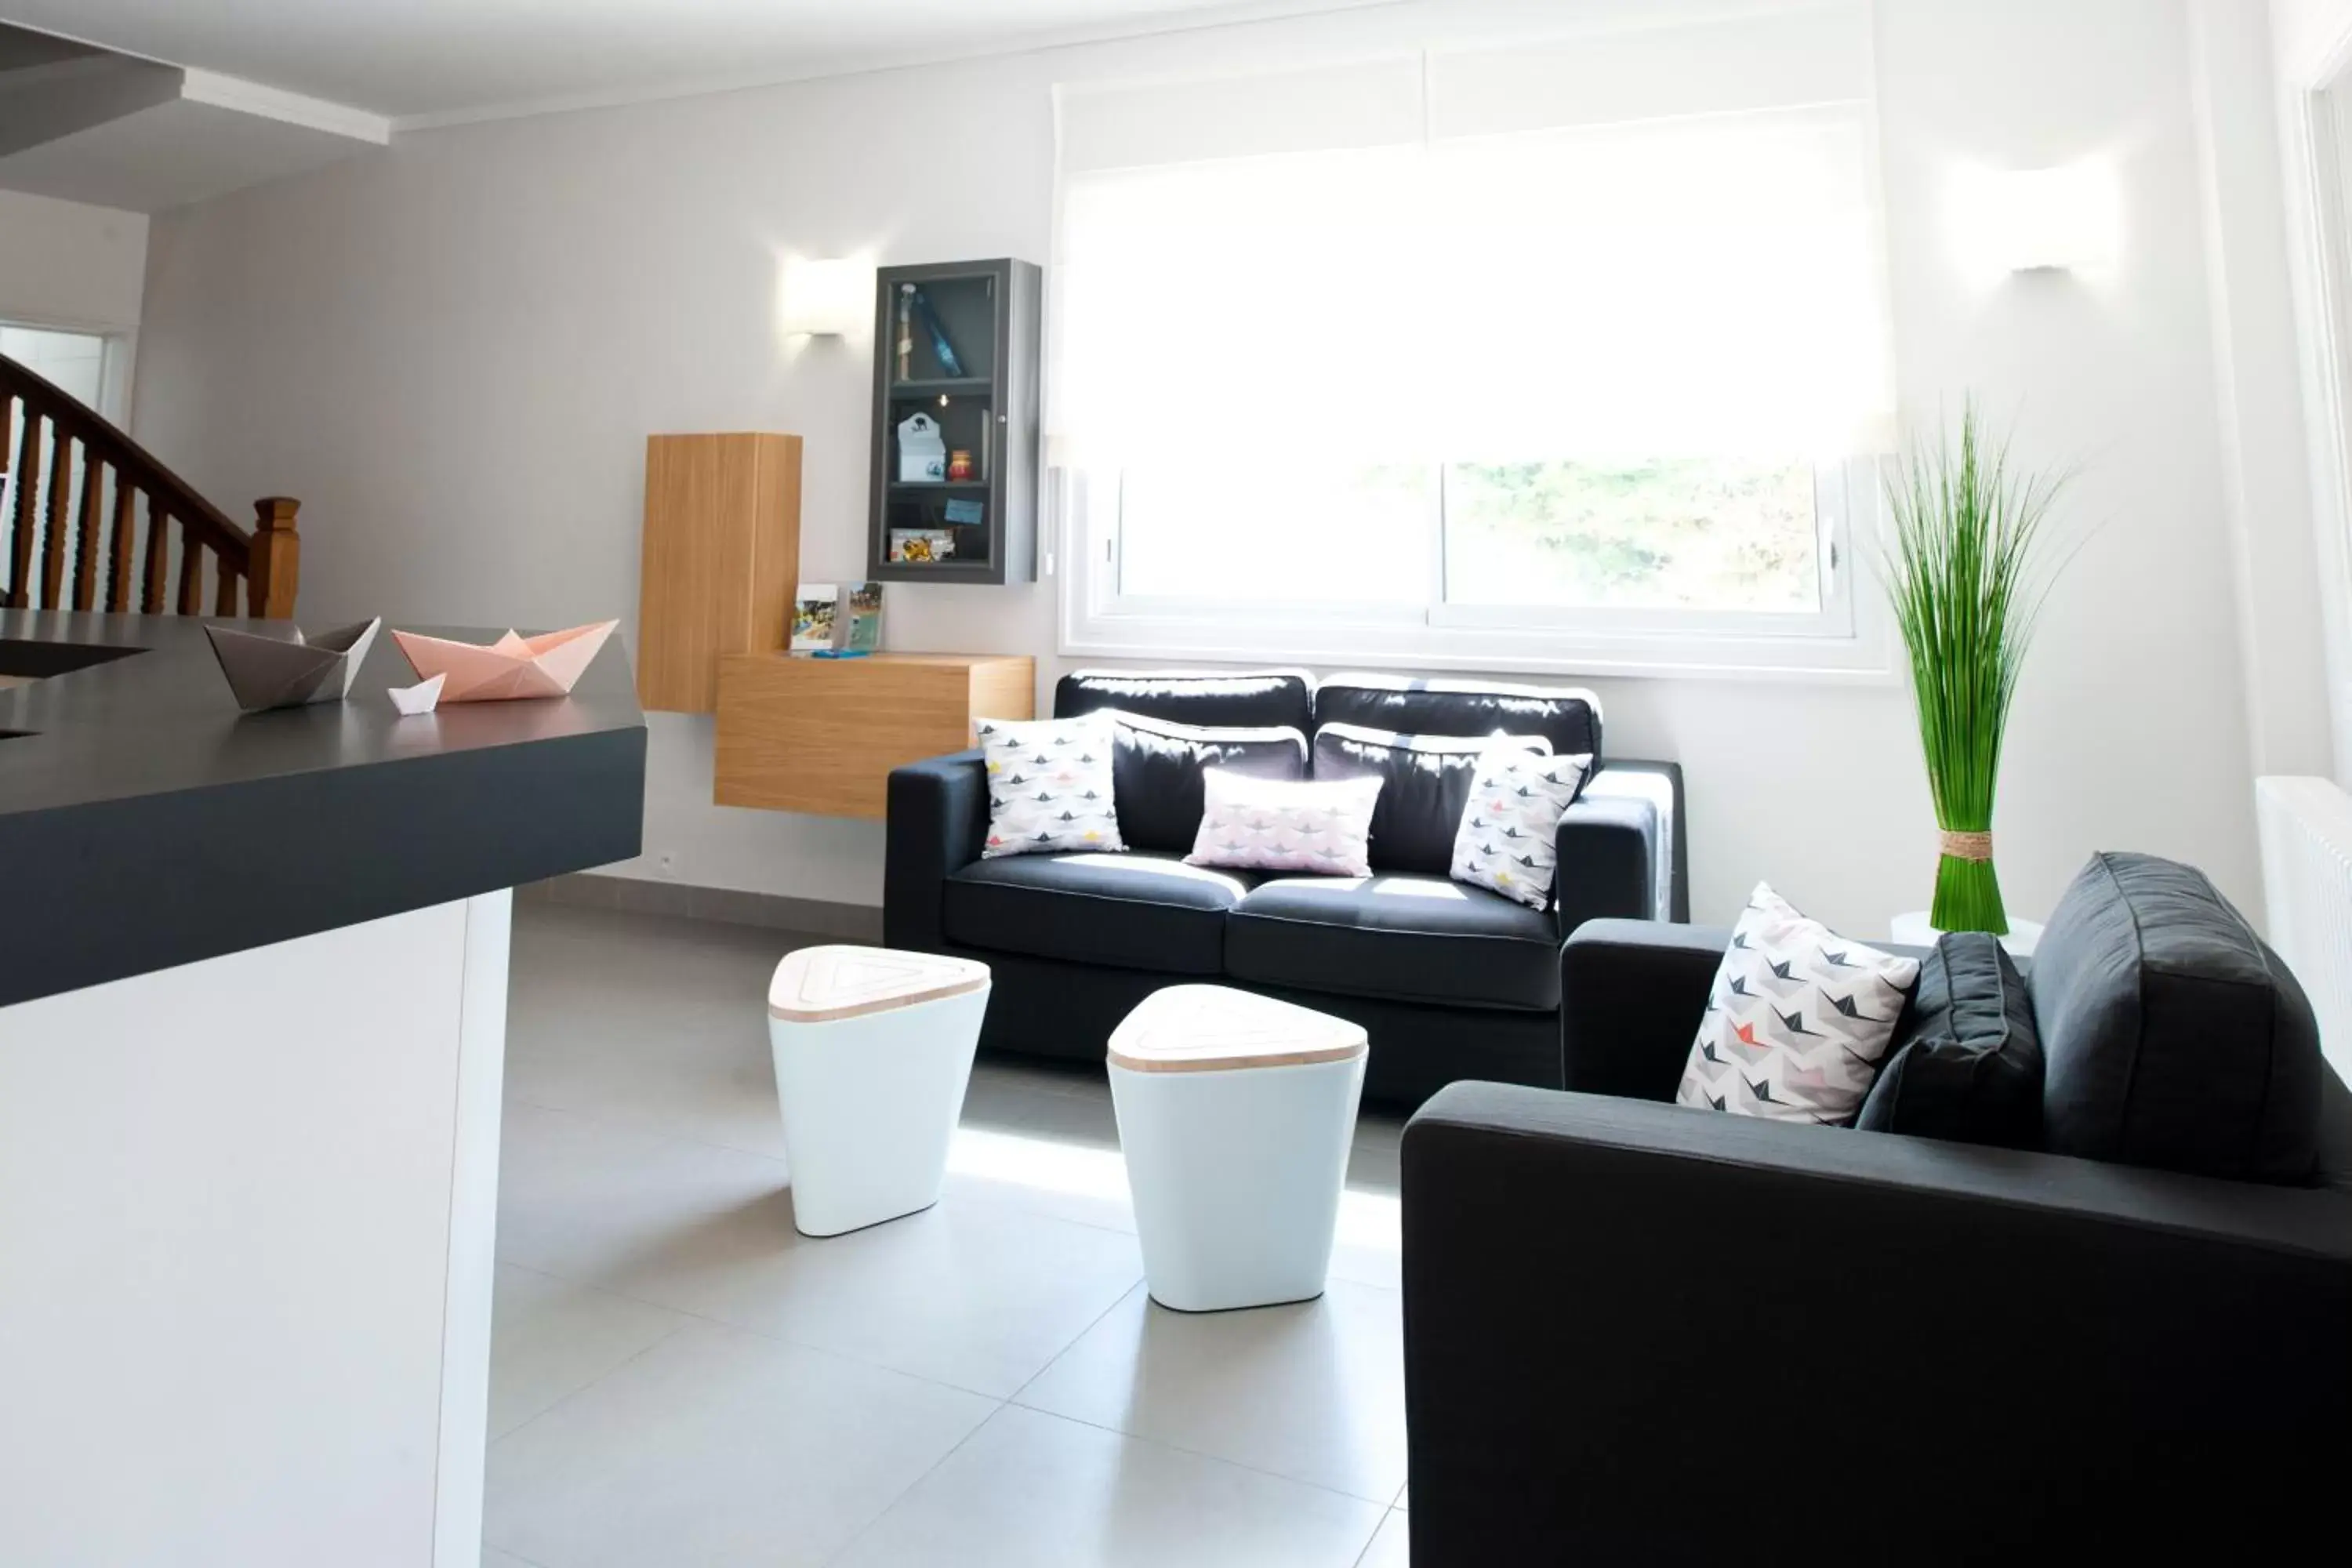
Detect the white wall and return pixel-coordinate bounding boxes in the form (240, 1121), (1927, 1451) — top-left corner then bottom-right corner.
(134, 0), (2268, 934)
(2275, 0), (2352, 73)
(0, 187), (147, 330)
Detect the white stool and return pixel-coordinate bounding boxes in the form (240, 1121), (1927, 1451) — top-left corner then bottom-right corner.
(1107, 985), (1368, 1312)
(766, 946), (991, 1237)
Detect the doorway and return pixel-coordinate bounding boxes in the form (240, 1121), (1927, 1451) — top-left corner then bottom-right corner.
(0, 324), (113, 415)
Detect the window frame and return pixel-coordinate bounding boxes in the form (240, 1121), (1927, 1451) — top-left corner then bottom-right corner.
(1055, 455), (1897, 682)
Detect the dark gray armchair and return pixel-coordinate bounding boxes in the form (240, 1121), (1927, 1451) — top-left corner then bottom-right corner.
(1400, 916), (2352, 1564)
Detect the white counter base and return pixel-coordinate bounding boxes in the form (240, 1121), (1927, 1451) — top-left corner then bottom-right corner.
(0, 892), (511, 1568)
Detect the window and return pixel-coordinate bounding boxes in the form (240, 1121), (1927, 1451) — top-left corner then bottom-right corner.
(1051, 6), (1895, 676)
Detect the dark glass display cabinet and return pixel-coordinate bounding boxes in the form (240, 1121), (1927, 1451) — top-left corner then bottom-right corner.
(867, 259), (1041, 584)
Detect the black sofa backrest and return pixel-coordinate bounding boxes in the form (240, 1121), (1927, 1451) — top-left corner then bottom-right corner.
(1314, 673), (1603, 763)
(1054, 669), (1314, 734)
(2031, 851), (2325, 1184)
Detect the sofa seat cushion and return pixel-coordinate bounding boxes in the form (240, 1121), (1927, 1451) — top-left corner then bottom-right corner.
(945, 851), (1255, 976)
(1226, 874), (1560, 1011)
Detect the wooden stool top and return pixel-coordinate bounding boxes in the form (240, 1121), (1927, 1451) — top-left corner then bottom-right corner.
(768, 946), (990, 1024)
(1107, 984), (1367, 1074)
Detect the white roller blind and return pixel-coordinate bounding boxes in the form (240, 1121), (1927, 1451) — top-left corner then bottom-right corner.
(1049, 3), (1892, 466)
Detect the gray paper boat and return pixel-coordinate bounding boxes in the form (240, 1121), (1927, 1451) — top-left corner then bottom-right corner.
(203, 617), (383, 712)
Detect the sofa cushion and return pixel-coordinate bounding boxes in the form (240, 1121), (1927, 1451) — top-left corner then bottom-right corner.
(1109, 711), (1308, 854)
(1452, 745), (1595, 909)
(975, 713), (1123, 858)
(945, 851), (1254, 976)
(1315, 673), (1602, 762)
(1187, 769), (1383, 877)
(1857, 933), (2043, 1149)
(1673, 883), (1921, 1124)
(2033, 852), (2323, 1183)
(1313, 723), (1548, 875)
(1057, 668), (1314, 734)
(1225, 873), (1560, 1011)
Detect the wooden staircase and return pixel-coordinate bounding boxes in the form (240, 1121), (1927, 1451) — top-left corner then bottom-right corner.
(1, 352), (298, 619)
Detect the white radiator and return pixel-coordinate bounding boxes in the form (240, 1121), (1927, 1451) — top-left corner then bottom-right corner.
(2256, 775), (2352, 1085)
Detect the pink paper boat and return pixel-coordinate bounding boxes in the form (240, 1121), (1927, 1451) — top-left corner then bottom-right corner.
(390, 619), (619, 702)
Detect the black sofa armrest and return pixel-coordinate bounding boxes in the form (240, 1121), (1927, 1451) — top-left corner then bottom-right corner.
(1553, 760), (1685, 929)
(1558, 919), (1731, 1100)
(1401, 1082), (2352, 1564)
(883, 749), (988, 952)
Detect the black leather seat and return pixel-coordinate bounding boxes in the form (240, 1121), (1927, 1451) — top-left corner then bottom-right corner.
(1225, 873), (1560, 1011)
(944, 851), (1257, 975)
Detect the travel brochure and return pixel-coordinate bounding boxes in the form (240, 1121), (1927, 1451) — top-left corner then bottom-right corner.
(790, 581), (883, 655)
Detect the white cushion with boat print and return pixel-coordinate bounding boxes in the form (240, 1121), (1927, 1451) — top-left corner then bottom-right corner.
(1183, 768), (1383, 877)
(976, 712), (1126, 858)
(1675, 883), (1922, 1123)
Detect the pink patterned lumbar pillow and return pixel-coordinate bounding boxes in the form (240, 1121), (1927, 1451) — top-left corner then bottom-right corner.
(1184, 768), (1384, 877)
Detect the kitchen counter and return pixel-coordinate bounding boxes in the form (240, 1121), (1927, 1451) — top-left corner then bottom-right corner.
(0, 608), (645, 1567)
(0, 608), (644, 1007)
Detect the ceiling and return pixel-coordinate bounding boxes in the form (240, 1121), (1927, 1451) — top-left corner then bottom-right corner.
(0, 0), (1388, 125)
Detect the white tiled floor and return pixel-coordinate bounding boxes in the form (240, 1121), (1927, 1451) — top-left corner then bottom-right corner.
(488, 902), (1411, 1567)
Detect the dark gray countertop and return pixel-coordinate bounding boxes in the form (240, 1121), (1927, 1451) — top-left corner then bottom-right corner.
(0, 610), (647, 1008)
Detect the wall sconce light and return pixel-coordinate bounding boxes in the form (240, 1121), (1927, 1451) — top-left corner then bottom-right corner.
(779, 257), (866, 337)
(1954, 161), (2121, 277)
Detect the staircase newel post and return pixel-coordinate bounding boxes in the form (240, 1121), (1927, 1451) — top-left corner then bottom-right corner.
(248, 497), (300, 619)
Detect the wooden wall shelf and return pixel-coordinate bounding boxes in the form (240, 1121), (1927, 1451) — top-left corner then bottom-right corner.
(637, 432), (802, 713)
(714, 652), (1034, 820)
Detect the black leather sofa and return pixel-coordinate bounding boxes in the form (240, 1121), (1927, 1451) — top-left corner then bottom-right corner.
(1399, 857), (2352, 1563)
(885, 669), (1688, 1105)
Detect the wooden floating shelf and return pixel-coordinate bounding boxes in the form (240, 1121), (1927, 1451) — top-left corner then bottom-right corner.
(714, 652), (1035, 820)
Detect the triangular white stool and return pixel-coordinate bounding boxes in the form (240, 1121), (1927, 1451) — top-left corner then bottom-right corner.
(766, 945), (992, 1237)
(1108, 985), (1368, 1312)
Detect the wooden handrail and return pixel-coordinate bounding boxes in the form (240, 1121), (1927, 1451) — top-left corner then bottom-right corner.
(0, 351), (298, 619)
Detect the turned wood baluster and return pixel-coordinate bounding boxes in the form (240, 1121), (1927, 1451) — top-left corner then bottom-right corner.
(175, 518), (202, 615)
(141, 494), (168, 614)
(8, 410), (38, 610)
(0, 394), (11, 605)
(39, 422), (70, 609)
(246, 498), (301, 619)
(213, 556), (240, 616)
(11, 413), (43, 611)
(104, 470), (135, 612)
(71, 445), (103, 612)
(2, 397), (20, 610)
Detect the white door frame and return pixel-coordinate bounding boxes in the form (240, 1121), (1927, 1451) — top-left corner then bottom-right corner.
(2275, 1), (2352, 782)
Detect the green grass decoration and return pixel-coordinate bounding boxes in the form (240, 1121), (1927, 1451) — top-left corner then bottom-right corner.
(1880, 403), (2070, 935)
